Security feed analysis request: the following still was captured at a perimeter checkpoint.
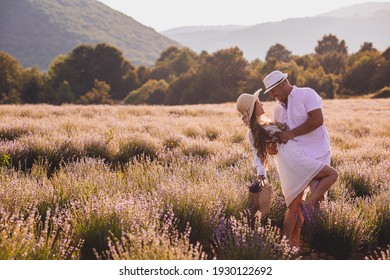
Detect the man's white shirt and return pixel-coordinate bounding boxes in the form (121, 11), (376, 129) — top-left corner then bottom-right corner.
(273, 86), (331, 159)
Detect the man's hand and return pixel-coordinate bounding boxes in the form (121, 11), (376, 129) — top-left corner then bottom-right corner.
(280, 130), (295, 143)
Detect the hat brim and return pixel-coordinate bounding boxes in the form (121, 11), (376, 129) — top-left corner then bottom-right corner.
(248, 88), (262, 119)
(264, 73), (288, 94)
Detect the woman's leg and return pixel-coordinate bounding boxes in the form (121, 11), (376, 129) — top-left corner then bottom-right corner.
(308, 180), (324, 209)
(305, 165), (338, 207)
(291, 208), (304, 248)
(284, 191), (304, 248)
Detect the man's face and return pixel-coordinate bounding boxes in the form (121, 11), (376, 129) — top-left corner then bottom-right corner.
(269, 81), (287, 103)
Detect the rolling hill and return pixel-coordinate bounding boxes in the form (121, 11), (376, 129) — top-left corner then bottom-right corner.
(0, 0), (180, 70)
(163, 2), (390, 61)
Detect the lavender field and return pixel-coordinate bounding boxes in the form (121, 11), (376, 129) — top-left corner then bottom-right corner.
(0, 99), (389, 260)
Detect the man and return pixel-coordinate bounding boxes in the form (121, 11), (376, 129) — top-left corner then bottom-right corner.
(262, 70), (334, 248)
(238, 80), (337, 249)
(262, 70), (331, 201)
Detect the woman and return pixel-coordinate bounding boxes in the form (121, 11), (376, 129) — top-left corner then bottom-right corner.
(236, 89), (338, 249)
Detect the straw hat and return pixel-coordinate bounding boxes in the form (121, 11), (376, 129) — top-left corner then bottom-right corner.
(236, 88), (262, 126)
(263, 70), (288, 93)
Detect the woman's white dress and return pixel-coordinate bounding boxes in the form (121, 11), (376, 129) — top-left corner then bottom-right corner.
(249, 124), (325, 207)
(275, 139), (324, 207)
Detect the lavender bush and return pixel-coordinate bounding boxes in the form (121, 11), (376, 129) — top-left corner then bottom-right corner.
(0, 99), (388, 260)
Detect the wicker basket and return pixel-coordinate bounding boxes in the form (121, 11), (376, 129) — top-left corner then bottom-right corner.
(248, 183), (272, 217)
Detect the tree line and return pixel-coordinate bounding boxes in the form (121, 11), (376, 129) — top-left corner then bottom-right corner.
(1, 34), (390, 105)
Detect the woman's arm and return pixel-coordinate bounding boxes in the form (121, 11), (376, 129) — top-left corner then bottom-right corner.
(248, 131), (266, 177)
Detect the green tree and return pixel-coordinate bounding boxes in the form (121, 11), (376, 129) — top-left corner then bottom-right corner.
(321, 75), (337, 99)
(265, 44), (292, 62)
(45, 54), (72, 99)
(184, 68), (223, 104)
(165, 73), (191, 105)
(382, 46), (390, 61)
(205, 47), (248, 101)
(318, 53), (346, 75)
(370, 46), (390, 91)
(315, 34), (348, 55)
(259, 58), (277, 77)
(79, 80), (114, 105)
(295, 54), (321, 70)
(315, 34), (348, 75)
(93, 43), (140, 100)
(166, 47), (247, 104)
(68, 44), (96, 98)
(20, 66), (43, 104)
(137, 66), (150, 84)
(46, 44), (140, 103)
(303, 67), (336, 99)
(56, 81), (75, 104)
(341, 49), (383, 95)
(124, 79), (169, 105)
(0, 51), (23, 103)
(147, 47), (197, 82)
(241, 59), (266, 99)
(359, 42), (376, 53)
(38, 84), (57, 104)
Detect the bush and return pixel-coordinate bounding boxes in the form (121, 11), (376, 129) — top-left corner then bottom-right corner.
(372, 86), (390, 98)
(72, 201), (122, 260)
(304, 202), (374, 259)
(366, 246), (390, 260)
(204, 126), (220, 141)
(212, 211), (298, 260)
(100, 214), (208, 260)
(182, 140), (215, 158)
(162, 135), (182, 150)
(341, 170), (374, 198)
(0, 207), (82, 260)
(374, 196), (390, 246)
(114, 137), (159, 164)
(84, 138), (111, 161)
(0, 126), (28, 141)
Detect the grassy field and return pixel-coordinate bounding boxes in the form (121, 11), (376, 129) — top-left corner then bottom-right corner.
(0, 99), (389, 260)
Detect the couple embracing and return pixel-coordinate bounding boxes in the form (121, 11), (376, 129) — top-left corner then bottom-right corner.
(236, 70), (339, 250)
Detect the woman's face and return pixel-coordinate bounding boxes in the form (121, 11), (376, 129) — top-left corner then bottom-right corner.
(254, 99), (265, 117)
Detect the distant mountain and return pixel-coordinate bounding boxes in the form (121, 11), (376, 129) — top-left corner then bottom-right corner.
(162, 2), (390, 61)
(317, 2), (390, 17)
(163, 25), (247, 34)
(162, 25), (247, 55)
(0, 0), (180, 70)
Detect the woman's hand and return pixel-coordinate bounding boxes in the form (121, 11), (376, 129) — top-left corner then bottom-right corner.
(257, 175), (268, 189)
(266, 142), (278, 155)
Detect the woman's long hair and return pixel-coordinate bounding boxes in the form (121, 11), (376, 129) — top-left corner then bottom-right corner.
(249, 112), (270, 166)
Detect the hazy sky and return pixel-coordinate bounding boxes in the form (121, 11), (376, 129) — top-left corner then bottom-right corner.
(97, 0), (385, 31)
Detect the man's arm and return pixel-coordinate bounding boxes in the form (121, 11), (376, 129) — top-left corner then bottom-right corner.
(281, 108), (324, 142)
